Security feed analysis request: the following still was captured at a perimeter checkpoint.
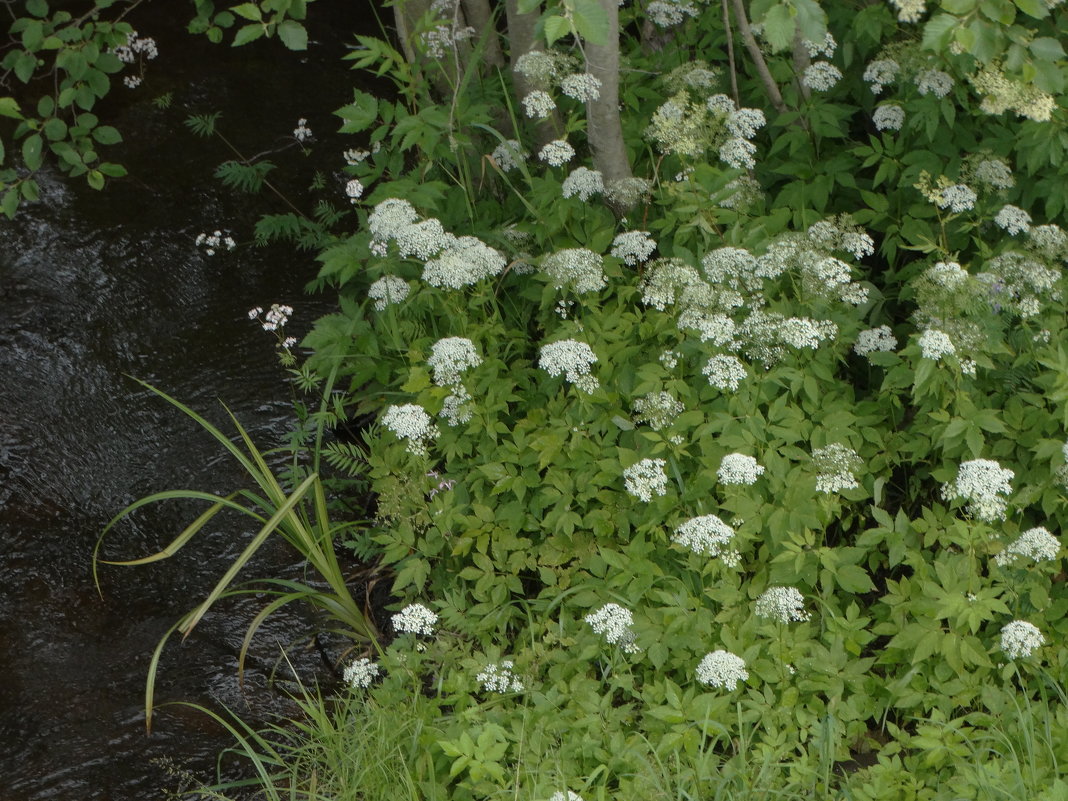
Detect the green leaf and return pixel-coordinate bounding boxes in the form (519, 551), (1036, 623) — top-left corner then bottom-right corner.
(97, 162), (127, 177)
(232, 23), (265, 46)
(1031, 37), (1066, 62)
(762, 4), (795, 52)
(571, 0), (609, 45)
(921, 14), (957, 51)
(544, 15), (571, 45)
(334, 91), (378, 132)
(1, 188), (18, 219)
(943, 0), (976, 11)
(26, 0), (48, 18)
(277, 19), (308, 50)
(14, 51), (37, 83)
(836, 564), (875, 593)
(87, 169), (105, 190)
(0, 97), (23, 119)
(1014, 0), (1048, 16)
(22, 133), (43, 171)
(230, 2), (263, 20)
(92, 125), (122, 145)
(517, 0), (541, 12)
(43, 117), (67, 141)
(20, 178), (39, 201)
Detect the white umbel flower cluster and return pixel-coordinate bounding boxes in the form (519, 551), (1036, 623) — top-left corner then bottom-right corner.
(543, 248), (607, 293)
(994, 205), (1032, 236)
(368, 198), (421, 241)
(993, 527), (1060, 567)
(718, 453), (764, 485)
(585, 603), (639, 652)
(343, 658), (381, 688)
(918, 328), (956, 361)
(755, 586), (810, 623)
(381, 404), (439, 456)
(863, 59), (900, 94)
(423, 237), (507, 289)
(428, 337), (481, 386)
(623, 458), (669, 501)
(937, 183), (977, 213)
(632, 391), (684, 431)
(611, 231), (657, 266)
(695, 650), (749, 690)
(560, 72), (602, 102)
(873, 104), (905, 131)
(368, 275), (410, 311)
(703, 354), (748, 391)
(854, 325), (897, 357)
(491, 139), (527, 172)
(561, 167), (604, 201)
(812, 443), (862, 493)
(726, 108), (766, 139)
(549, 792), (584, 801)
(673, 515), (740, 564)
(522, 90), (556, 119)
(538, 140), (576, 167)
(1000, 620), (1044, 659)
(392, 602), (438, 635)
(475, 660), (525, 693)
(942, 458), (1014, 522)
(802, 61), (842, 91)
(917, 69), (954, 98)
(539, 339), (600, 392)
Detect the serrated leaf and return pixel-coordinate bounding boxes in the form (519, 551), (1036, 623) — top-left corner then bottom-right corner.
(544, 14), (571, 45)
(761, 4), (795, 52)
(571, 0), (609, 45)
(230, 2), (262, 20)
(1014, 0), (1048, 16)
(277, 20), (308, 50)
(0, 97), (23, 119)
(921, 13), (957, 51)
(1031, 37), (1065, 62)
(14, 51), (37, 83)
(232, 22), (265, 46)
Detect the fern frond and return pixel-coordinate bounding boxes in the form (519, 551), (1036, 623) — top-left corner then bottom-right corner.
(185, 112), (221, 137)
(214, 160), (275, 193)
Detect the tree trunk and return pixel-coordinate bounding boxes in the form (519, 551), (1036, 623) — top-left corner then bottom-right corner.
(504, 0), (562, 146)
(461, 0), (505, 69)
(584, 0), (635, 211)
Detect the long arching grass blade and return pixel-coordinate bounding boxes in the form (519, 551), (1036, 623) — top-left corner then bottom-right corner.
(178, 472), (319, 638)
(237, 587), (309, 687)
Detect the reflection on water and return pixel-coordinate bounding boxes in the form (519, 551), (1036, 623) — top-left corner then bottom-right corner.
(0, 3), (368, 797)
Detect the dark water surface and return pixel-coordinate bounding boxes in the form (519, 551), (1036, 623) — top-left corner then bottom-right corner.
(0, 4), (370, 797)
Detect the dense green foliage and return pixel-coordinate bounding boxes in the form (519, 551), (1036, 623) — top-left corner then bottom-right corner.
(29, 0), (1068, 796)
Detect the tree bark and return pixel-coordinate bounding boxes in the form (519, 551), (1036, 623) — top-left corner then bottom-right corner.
(504, 0), (561, 146)
(461, 0), (505, 69)
(584, 0), (635, 211)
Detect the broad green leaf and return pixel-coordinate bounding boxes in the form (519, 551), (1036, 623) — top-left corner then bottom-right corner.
(14, 51), (37, 83)
(571, 0), (609, 45)
(1031, 37), (1066, 62)
(97, 162), (127, 177)
(544, 14), (571, 45)
(231, 2), (263, 20)
(43, 117), (67, 140)
(793, 0), (827, 46)
(26, 0), (48, 17)
(943, 0), (976, 12)
(232, 22), (265, 46)
(517, 0), (541, 13)
(1, 187), (17, 219)
(1014, 0), (1048, 16)
(0, 97), (23, 119)
(277, 19), (308, 50)
(92, 125), (122, 145)
(762, 4), (795, 52)
(22, 133), (43, 171)
(921, 13), (957, 51)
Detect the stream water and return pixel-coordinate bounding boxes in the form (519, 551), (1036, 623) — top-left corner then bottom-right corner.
(0, 3), (370, 797)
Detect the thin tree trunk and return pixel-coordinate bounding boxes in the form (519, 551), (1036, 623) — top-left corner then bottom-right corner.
(461, 0), (505, 68)
(584, 0), (634, 211)
(728, 0), (788, 113)
(504, 0), (561, 145)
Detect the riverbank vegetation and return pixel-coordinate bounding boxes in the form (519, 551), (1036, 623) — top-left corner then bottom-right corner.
(8, 0), (1068, 797)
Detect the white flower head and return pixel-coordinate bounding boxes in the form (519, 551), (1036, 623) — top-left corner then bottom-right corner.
(937, 184), (977, 213)
(491, 139), (527, 172)
(561, 167), (604, 201)
(802, 61), (842, 92)
(396, 218), (455, 260)
(993, 527), (1060, 567)
(673, 515), (738, 562)
(889, 0), (926, 22)
(623, 458), (669, 501)
(995, 205), (1032, 236)
(632, 391), (684, 431)
(368, 275), (410, 311)
(538, 140), (576, 167)
(428, 336), (481, 386)
(539, 339), (599, 392)
(726, 108), (766, 140)
(423, 237), (507, 289)
(543, 248), (607, 293)
(696, 650), (749, 690)
(854, 325), (897, 357)
(918, 329), (956, 361)
(1000, 620), (1044, 659)
(611, 231), (657, 266)
(560, 72), (602, 102)
(703, 354), (748, 391)
(864, 58), (900, 94)
(973, 158), (1014, 190)
(942, 458), (1014, 522)
(345, 178), (364, 201)
(719, 137), (757, 169)
(522, 90), (556, 119)
(549, 792), (584, 801)
(392, 602), (438, 635)
(873, 104), (905, 132)
(718, 453), (764, 485)
(755, 586), (810, 623)
(381, 404), (439, 456)
(585, 603), (639, 652)
(475, 660), (525, 693)
(812, 443), (862, 493)
(917, 69), (954, 98)
(368, 198), (420, 241)
(343, 657), (380, 688)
